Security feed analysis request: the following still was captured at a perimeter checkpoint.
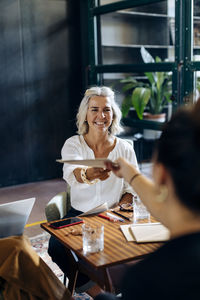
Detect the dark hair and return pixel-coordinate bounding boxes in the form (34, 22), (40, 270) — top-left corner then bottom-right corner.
(156, 99), (200, 212)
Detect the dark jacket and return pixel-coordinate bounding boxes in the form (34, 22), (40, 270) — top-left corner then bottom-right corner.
(122, 232), (200, 300)
(95, 232), (200, 300)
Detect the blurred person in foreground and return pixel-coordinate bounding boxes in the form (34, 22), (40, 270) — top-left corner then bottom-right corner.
(48, 86), (138, 296)
(0, 235), (70, 300)
(99, 98), (200, 300)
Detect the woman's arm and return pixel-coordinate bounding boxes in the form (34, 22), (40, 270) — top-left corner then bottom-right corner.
(106, 158), (164, 222)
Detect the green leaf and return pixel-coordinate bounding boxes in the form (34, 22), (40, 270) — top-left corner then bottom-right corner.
(122, 82), (139, 92)
(131, 87), (151, 120)
(145, 72), (155, 85)
(157, 72), (165, 91)
(121, 95), (132, 117)
(155, 56), (162, 63)
(120, 77), (135, 83)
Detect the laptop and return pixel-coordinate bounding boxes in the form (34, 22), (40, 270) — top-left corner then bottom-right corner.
(0, 198), (36, 238)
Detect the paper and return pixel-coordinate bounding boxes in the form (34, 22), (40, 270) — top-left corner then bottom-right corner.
(56, 158), (118, 168)
(120, 224), (135, 242)
(130, 223), (170, 243)
(79, 202), (108, 217)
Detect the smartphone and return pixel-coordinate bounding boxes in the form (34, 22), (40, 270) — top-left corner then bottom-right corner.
(49, 217), (83, 229)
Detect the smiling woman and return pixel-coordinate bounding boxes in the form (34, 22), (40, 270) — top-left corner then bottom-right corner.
(48, 86), (139, 296)
(86, 95), (113, 133)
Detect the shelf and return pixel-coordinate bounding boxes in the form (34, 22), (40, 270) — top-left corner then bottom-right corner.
(117, 10), (174, 19)
(103, 44), (174, 49)
(122, 117), (164, 131)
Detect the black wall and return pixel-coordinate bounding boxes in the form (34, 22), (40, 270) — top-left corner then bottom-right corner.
(0, 0), (82, 187)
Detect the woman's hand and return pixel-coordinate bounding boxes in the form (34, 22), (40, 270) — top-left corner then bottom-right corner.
(73, 167), (111, 183)
(105, 157), (138, 183)
(86, 167), (111, 181)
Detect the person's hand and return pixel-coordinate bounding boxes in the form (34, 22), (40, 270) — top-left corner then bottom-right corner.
(105, 157), (136, 183)
(86, 167), (111, 182)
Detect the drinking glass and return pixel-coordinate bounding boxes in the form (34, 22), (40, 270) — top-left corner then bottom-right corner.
(82, 223), (104, 255)
(133, 198), (150, 224)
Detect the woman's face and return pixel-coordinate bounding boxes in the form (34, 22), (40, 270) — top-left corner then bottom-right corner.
(86, 96), (113, 133)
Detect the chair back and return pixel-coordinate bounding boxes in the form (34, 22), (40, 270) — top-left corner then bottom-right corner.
(45, 185), (71, 222)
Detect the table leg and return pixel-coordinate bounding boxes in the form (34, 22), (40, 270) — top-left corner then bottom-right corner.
(103, 267), (114, 293)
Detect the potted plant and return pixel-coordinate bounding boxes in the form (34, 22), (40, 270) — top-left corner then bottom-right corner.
(120, 47), (172, 139)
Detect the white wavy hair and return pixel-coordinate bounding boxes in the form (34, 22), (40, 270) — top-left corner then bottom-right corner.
(76, 86), (124, 135)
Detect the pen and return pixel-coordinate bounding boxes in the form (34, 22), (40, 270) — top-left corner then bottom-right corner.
(110, 210), (130, 221)
(106, 212), (125, 222)
(98, 214), (112, 221)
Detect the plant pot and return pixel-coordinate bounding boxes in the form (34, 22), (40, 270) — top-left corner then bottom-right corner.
(143, 113), (166, 140)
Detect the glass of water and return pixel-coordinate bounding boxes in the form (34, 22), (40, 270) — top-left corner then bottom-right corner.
(82, 223), (104, 255)
(133, 197), (150, 224)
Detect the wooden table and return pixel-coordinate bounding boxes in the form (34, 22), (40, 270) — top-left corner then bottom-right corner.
(41, 213), (163, 293)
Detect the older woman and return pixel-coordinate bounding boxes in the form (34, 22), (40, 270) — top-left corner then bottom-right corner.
(62, 86), (138, 212)
(48, 86), (138, 295)
(100, 98), (200, 300)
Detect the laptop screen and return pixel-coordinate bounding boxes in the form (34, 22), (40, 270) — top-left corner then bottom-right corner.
(0, 198), (35, 238)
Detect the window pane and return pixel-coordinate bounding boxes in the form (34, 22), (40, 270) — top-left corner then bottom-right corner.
(99, 1), (175, 65)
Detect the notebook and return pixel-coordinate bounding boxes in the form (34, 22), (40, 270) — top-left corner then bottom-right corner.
(0, 198), (36, 238)
(130, 223), (170, 243)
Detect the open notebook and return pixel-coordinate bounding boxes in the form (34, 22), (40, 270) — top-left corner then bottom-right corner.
(0, 198), (35, 238)
(121, 223), (170, 243)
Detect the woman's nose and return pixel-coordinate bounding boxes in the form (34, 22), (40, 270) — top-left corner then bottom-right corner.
(98, 111), (105, 118)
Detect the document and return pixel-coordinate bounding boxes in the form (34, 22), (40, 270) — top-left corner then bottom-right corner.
(79, 202), (108, 217)
(56, 158), (118, 168)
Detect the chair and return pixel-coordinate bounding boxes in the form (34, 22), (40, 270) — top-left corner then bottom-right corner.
(45, 186), (71, 222)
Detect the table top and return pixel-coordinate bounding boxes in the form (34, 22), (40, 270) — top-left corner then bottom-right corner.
(41, 213), (163, 269)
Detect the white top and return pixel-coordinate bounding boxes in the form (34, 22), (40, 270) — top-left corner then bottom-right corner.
(61, 135), (138, 212)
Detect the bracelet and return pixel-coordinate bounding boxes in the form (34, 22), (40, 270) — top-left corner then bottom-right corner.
(129, 173), (141, 185)
(80, 167), (99, 185)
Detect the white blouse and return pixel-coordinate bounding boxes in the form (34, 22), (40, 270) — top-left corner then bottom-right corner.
(61, 135), (138, 212)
